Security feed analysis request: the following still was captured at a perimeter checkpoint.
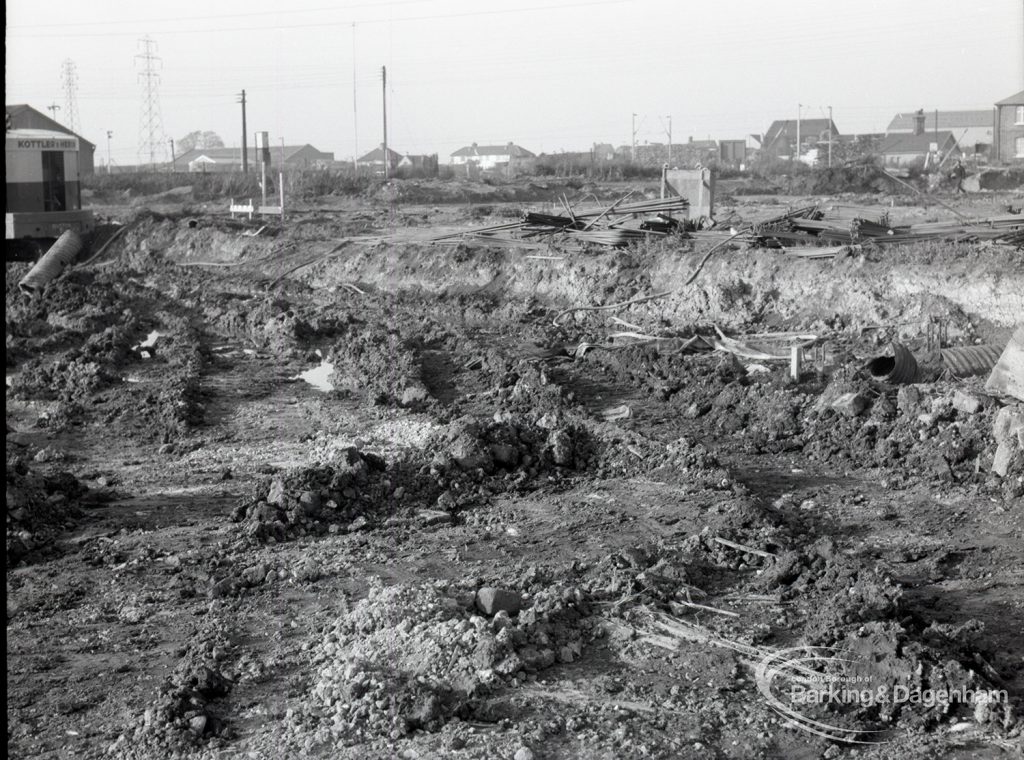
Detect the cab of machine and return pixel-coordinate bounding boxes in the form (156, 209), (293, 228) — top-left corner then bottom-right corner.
(6, 128), (94, 242)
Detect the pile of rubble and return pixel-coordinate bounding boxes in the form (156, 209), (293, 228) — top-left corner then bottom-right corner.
(302, 579), (596, 747)
(108, 612), (234, 757)
(6, 443), (88, 566)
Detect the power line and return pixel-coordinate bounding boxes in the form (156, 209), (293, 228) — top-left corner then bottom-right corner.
(7, 0), (632, 38)
(9, 0), (448, 28)
(135, 36), (168, 167)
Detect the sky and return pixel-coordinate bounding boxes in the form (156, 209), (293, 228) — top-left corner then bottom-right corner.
(6, 0), (1024, 167)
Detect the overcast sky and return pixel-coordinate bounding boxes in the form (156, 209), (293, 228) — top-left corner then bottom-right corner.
(6, 0), (1023, 166)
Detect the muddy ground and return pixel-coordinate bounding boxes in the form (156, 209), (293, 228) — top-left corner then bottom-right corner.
(6, 180), (1024, 760)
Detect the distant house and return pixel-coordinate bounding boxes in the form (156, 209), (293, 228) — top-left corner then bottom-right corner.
(761, 118), (839, 159)
(994, 90), (1024, 163)
(175, 144), (334, 172)
(879, 130), (961, 166)
(886, 109), (993, 157)
(450, 142), (535, 170)
(356, 144), (403, 174)
(5, 103), (96, 174)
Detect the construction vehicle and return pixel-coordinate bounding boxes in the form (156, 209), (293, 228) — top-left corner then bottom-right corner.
(6, 127), (95, 261)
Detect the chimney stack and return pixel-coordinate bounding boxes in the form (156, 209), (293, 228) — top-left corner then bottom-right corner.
(913, 109), (926, 136)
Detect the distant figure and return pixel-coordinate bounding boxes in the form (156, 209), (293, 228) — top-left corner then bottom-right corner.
(950, 160), (967, 194)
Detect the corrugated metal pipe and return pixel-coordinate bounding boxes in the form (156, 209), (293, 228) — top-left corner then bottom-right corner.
(866, 342), (921, 384)
(18, 230), (84, 295)
(940, 344), (1002, 378)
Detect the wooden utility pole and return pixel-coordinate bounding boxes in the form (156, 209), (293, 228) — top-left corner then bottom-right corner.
(664, 115), (672, 165)
(827, 106), (833, 168)
(238, 89), (248, 174)
(795, 103), (801, 163)
(168, 138), (175, 171)
(352, 23), (358, 171)
(631, 113), (638, 162)
(382, 66), (389, 180)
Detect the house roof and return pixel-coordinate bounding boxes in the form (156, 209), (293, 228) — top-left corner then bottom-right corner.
(176, 147), (243, 164)
(451, 143), (535, 158)
(763, 119), (838, 148)
(175, 144), (329, 164)
(683, 140), (718, 150)
(886, 110), (992, 132)
(879, 130), (958, 155)
(356, 145), (403, 163)
(996, 90), (1024, 106)
(5, 103), (96, 148)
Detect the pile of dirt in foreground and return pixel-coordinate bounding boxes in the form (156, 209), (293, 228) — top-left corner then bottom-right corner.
(753, 542), (1018, 735)
(287, 578), (597, 751)
(616, 495), (1022, 739)
(6, 443), (88, 566)
(108, 612), (235, 758)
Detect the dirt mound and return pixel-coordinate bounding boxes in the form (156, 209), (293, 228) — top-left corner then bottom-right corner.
(230, 446), (393, 542)
(230, 409), (678, 544)
(754, 541), (1016, 733)
(6, 443), (88, 566)
(109, 612), (234, 757)
(302, 578), (594, 746)
(203, 291), (355, 356)
(328, 326), (431, 408)
(6, 268), (205, 439)
(585, 343), (1011, 488)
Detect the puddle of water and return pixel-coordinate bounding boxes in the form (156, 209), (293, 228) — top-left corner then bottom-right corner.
(294, 359), (335, 392)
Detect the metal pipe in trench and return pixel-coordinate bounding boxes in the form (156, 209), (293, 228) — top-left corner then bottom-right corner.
(18, 229), (84, 295)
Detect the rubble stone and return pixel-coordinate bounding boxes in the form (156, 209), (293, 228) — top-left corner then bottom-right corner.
(952, 391), (983, 415)
(831, 392), (868, 417)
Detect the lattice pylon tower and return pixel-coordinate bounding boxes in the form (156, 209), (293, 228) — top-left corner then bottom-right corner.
(135, 36), (167, 167)
(60, 59), (80, 134)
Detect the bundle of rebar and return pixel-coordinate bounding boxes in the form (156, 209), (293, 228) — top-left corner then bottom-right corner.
(752, 205), (1024, 251)
(430, 193), (690, 249)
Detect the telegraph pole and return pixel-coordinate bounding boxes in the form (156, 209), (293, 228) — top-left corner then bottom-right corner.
(352, 22), (358, 171)
(663, 115), (672, 165)
(381, 65), (389, 180)
(631, 113), (638, 162)
(106, 130), (113, 174)
(238, 89), (248, 174)
(168, 138), (175, 171)
(795, 103), (801, 163)
(827, 106), (833, 168)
